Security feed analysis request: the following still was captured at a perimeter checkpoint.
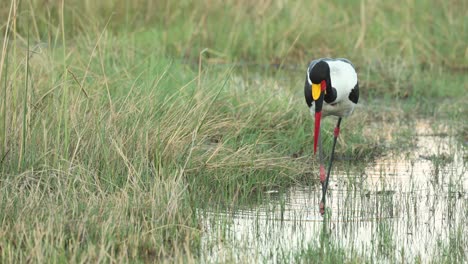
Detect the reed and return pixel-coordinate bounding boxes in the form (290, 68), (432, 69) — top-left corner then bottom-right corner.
(0, 0), (465, 262)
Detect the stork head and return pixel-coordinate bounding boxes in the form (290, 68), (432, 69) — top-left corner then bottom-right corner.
(307, 61), (329, 155)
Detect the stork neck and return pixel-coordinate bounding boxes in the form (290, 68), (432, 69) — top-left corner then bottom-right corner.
(324, 76), (337, 103)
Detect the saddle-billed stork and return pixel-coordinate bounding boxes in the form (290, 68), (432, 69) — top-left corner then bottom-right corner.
(304, 58), (359, 215)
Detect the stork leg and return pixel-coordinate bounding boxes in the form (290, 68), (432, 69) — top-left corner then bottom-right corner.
(318, 130), (326, 185)
(319, 117), (342, 215)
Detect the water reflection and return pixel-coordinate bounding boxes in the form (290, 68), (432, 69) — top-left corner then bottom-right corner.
(200, 121), (466, 262)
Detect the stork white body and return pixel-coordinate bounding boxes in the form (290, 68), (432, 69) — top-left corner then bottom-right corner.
(306, 58), (359, 118)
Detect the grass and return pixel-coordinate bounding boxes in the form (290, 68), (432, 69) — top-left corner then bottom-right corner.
(0, 0), (467, 262)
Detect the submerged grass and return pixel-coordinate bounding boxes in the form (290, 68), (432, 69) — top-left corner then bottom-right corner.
(0, 0), (466, 262)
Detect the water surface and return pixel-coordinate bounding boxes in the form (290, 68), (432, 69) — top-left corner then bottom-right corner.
(200, 120), (467, 262)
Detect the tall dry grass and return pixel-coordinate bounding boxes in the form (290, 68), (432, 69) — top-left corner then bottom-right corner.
(0, 0), (466, 262)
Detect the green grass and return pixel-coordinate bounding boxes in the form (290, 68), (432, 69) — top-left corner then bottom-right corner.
(0, 0), (466, 262)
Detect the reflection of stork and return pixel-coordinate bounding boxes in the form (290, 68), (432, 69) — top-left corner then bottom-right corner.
(304, 58), (359, 215)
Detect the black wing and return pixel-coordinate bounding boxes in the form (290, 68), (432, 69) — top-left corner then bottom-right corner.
(348, 82), (359, 104)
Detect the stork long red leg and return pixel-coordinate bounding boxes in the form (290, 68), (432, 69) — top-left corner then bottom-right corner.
(319, 117), (342, 215)
(318, 131), (326, 183)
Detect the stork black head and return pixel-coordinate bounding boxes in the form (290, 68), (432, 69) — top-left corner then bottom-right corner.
(306, 60), (330, 155)
(308, 61), (330, 84)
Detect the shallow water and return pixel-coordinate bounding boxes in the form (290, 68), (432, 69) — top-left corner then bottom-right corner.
(200, 120), (467, 262)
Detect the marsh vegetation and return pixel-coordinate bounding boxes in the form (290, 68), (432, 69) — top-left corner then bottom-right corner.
(0, 0), (466, 262)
